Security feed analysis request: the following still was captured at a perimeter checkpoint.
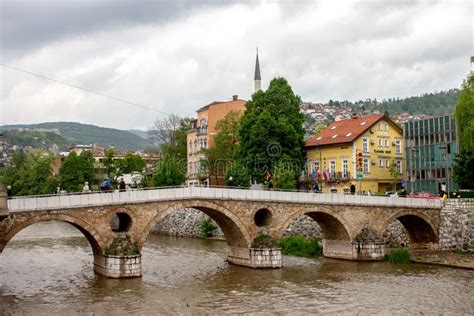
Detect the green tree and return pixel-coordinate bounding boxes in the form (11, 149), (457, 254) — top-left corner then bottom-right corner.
(101, 149), (116, 178)
(116, 152), (146, 175)
(455, 73), (474, 152)
(152, 155), (186, 187)
(1, 150), (57, 196)
(239, 77), (305, 182)
(224, 161), (250, 187)
(453, 149), (474, 189)
(58, 151), (95, 192)
(388, 161), (399, 191)
(273, 158), (297, 190)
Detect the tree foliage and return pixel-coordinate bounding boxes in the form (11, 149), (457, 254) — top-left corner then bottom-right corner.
(101, 149), (116, 178)
(152, 155), (186, 187)
(239, 77), (305, 182)
(224, 161), (250, 188)
(148, 114), (192, 160)
(116, 152), (146, 175)
(453, 149), (474, 189)
(0, 150), (57, 196)
(273, 158), (297, 190)
(455, 73), (474, 152)
(58, 150), (95, 192)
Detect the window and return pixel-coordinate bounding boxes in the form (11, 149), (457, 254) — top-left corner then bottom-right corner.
(384, 123), (388, 131)
(385, 159), (390, 168)
(378, 122), (382, 130)
(378, 138), (383, 147)
(384, 138), (389, 147)
(363, 158), (370, 173)
(313, 161), (320, 175)
(362, 138), (369, 153)
(379, 159), (383, 167)
(342, 159), (348, 178)
(396, 160), (402, 175)
(395, 139), (401, 154)
(329, 160), (336, 177)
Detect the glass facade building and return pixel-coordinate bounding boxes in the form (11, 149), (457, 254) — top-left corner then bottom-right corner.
(404, 115), (458, 195)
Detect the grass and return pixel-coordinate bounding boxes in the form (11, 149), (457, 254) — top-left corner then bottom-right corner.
(385, 248), (411, 263)
(279, 236), (323, 258)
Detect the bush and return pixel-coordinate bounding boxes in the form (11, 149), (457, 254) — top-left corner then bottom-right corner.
(200, 218), (217, 237)
(251, 234), (278, 248)
(385, 248), (411, 263)
(106, 235), (140, 256)
(279, 236), (323, 257)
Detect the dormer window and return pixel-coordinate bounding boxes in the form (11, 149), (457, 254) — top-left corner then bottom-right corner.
(330, 126), (336, 130)
(360, 121), (367, 126)
(316, 136), (322, 140)
(346, 132), (352, 137)
(331, 134), (338, 139)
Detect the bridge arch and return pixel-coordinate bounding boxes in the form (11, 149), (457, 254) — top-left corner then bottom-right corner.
(383, 210), (438, 247)
(140, 200), (252, 249)
(277, 206), (352, 241)
(0, 214), (103, 255)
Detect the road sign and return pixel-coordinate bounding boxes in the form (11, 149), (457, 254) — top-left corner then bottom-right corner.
(356, 172), (363, 180)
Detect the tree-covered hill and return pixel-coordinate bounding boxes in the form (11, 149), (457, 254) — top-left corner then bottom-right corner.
(0, 122), (150, 151)
(1, 130), (71, 151)
(352, 89), (459, 116)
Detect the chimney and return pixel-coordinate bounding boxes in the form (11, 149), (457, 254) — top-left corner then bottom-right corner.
(351, 112), (359, 119)
(232, 95), (238, 101)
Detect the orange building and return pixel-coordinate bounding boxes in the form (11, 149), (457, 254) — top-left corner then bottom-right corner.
(187, 95), (246, 186)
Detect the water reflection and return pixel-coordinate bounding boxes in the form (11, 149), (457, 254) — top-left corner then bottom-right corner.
(0, 221), (473, 314)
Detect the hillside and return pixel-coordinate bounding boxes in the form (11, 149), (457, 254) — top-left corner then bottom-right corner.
(1, 130), (71, 151)
(0, 122), (150, 151)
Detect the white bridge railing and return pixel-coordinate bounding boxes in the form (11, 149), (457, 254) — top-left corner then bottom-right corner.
(7, 186), (443, 212)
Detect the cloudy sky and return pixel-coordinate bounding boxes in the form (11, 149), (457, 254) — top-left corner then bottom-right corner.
(1, 0), (472, 130)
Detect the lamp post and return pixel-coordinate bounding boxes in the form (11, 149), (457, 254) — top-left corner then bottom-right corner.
(438, 145), (449, 198)
(318, 144), (323, 192)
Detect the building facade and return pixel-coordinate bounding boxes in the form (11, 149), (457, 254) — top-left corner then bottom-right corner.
(403, 115), (458, 195)
(186, 95), (246, 186)
(305, 114), (405, 193)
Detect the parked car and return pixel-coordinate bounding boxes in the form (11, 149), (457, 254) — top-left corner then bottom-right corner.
(407, 191), (439, 200)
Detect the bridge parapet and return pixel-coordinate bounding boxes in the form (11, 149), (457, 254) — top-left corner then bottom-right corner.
(7, 186), (443, 212)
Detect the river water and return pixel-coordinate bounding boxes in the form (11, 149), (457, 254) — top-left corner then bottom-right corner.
(1, 221), (473, 315)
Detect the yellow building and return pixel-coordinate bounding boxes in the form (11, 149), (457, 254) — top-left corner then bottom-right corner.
(187, 95), (246, 186)
(305, 114), (405, 193)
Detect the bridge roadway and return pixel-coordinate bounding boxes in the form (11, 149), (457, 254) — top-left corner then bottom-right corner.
(0, 187), (442, 278)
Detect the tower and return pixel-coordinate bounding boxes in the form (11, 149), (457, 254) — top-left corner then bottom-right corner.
(254, 49), (261, 92)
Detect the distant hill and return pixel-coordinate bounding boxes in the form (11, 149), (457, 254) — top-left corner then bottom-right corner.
(128, 129), (149, 140)
(331, 89), (460, 116)
(1, 129), (71, 151)
(0, 122), (150, 151)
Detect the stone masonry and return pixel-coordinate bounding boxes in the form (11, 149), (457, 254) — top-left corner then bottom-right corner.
(439, 199), (474, 252)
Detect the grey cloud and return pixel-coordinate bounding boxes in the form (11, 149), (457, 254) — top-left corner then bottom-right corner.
(1, 0), (231, 57)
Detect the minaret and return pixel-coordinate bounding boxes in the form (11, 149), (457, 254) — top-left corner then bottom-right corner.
(254, 49), (261, 92)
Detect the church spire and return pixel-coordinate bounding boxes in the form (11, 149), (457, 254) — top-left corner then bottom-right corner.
(254, 48), (261, 92)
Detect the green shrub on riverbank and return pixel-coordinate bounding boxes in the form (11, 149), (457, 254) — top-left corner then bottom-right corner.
(200, 218), (217, 237)
(279, 236), (323, 257)
(385, 248), (411, 263)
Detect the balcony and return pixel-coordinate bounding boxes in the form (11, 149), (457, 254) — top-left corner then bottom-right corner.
(197, 126), (208, 136)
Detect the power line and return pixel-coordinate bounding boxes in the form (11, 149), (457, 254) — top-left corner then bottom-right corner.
(0, 63), (171, 116)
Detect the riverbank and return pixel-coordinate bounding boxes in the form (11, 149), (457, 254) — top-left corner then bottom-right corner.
(411, 250), (474, 270)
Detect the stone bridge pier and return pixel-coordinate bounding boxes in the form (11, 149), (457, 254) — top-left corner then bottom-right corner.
(0, 188), (442, 278)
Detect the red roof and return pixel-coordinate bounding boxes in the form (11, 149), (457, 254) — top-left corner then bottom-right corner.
(306, 114), (398, 147)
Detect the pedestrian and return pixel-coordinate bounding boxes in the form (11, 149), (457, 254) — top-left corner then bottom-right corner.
(367, 190), (372, 196)
(268, 179), (273, 190)
(82, 182), (90, 193)
(119, 177), (126, 192)
(100, 178), (113, 192)
(350, 183), (356, 195)
(442, 191), (448, 201)
(227, 176), (235, 187)
(6, 185), (12, 199)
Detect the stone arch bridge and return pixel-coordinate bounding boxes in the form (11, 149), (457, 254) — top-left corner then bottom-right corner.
(0, 187), (443, 278)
